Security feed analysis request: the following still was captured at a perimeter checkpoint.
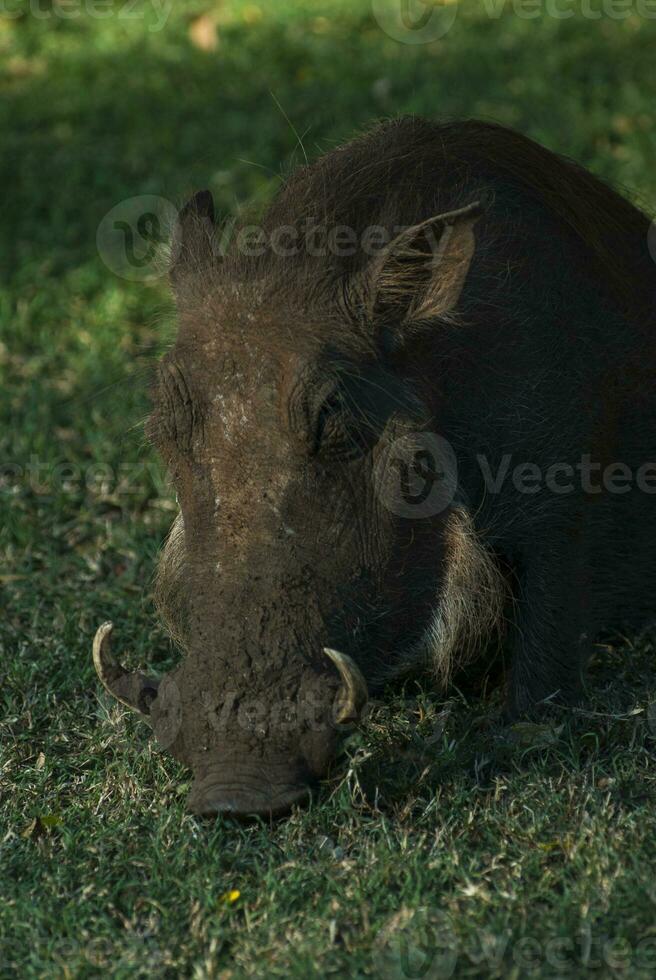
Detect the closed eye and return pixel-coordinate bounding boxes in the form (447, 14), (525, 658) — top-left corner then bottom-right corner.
(314, 389), (343, 452)
(312, 385), (377, 460)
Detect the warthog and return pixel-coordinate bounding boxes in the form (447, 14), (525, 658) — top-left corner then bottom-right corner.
(94, 117), (656, 817)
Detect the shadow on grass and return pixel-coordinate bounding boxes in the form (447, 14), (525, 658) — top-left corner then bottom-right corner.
(341, 632), (656, 817)
(2, 5), (653, 278)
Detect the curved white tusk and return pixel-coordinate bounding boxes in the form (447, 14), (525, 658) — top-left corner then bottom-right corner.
(93, 622), (124, 692)
(93, 622), (159, 714)
(323, 647), (368, 724)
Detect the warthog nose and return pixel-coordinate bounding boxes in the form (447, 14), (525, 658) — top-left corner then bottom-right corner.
(188, 780), (312, 819)
(189, 786), (310, 818)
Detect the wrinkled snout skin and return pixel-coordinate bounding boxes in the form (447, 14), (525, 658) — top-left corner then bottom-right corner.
(148, 309), (446, 817)
(151, 663), (346, 817)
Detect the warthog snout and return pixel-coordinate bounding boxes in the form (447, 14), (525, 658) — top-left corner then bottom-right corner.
(187, 759), (314, 819)
(93, 624), (368, 817)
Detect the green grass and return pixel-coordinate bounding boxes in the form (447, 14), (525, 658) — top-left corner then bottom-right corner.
(2, 1), (656, 976)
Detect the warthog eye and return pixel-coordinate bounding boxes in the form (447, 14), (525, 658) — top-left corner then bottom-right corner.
(314, 389), (344, 450)
(312, 385), (373, 460)
(290, 361), (424, 461)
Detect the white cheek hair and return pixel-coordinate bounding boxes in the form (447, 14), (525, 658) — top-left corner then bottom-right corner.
(390, 505), (508, 687)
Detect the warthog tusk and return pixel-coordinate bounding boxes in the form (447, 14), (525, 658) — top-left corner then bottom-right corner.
(323, 647), (368, 724)
(93, 622), (159, 715)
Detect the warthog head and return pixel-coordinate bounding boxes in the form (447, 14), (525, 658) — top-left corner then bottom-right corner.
(95, 183), (503, 817)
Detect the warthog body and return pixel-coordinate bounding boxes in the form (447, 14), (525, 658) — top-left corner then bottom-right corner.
(95, 117), (656, 817)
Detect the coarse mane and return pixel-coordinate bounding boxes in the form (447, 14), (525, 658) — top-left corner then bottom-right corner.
(235, 115), (654, 317)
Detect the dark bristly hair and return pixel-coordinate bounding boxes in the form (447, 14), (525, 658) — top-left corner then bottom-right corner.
(247, 116), (654, 317)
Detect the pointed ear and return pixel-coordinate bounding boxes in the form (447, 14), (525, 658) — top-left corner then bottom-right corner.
(359, 201), (482, 331)
(169, 190), (218, 289)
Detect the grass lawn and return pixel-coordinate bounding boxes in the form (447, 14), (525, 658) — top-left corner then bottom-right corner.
(2, 1), (656, 976)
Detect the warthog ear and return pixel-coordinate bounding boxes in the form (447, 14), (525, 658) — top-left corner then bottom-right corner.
(169, 189), (219, 288)
(359, 200), (483, 334)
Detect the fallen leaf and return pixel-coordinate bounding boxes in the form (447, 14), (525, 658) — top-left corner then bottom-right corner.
(508, 722), (561, 747)
(39, 814), (62, 829)
(21, 814), (63, 838)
